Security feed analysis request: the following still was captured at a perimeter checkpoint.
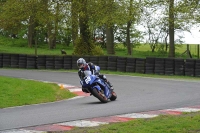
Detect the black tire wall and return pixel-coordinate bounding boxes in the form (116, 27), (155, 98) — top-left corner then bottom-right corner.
(0, 53), (199, 77)
(0, 53), (2, 68)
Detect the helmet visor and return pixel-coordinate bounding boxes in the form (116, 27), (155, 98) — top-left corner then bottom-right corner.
(77, 63), (84, 68)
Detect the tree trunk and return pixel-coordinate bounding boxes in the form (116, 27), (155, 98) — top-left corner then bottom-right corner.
(106, 26), (115, 55)
(126, 0), (133, 56)
(165, 33), (169, 51)
(52, 2), (60, 49)
(168, 0), (175, 57)
(71, 1), (78, 46)
(28, 16), (35, 48)
(47, 23), (54, 49)
(79, 0), (92, 54)
(126, 21), (132, 55)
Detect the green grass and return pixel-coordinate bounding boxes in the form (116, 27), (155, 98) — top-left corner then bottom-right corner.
(0, 35), (199, 58)
(0, 45), (74, 55)
(0, 76), (77, 108)
(67, 112), (200, 133)
(116, 44), (200, 58)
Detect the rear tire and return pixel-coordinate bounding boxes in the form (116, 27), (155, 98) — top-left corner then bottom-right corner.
(110, 91), (117, 101)
(91, 88), (108, 103)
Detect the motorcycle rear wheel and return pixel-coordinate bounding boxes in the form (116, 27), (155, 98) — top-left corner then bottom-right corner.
(91, 88), (108, 103)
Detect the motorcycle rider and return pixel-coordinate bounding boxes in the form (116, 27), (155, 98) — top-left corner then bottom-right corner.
(77, 58), (114, 93)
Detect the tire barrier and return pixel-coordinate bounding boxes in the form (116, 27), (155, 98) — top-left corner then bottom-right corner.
(3, 53), (11, 68)
(164, 58), (174, 75)
(117, 57), (127, 72)
(89, 56), (99, 66)
(195, 59), (200, 77)
(0, 53), (2, 68)
(145, 57), (155, 74)
(98, 56), (108, 70)
(46, 55), (54, 69)
(19, 54), (27, 68)
(154, 58), (165, 75)
(37, 55), (46, 69)
(63, 55), (72, 69)
(27, 55), (36, 69)
(174, 58), (185, 76)
(54, 56), (63, 69)
(135, 58), (145, 73)
(107, 56), (117, 71)
(72, 56), (82, 69)
(126, 57), (136, 72)
(0, 53), (200, 77)
(185, 59), (195, 77)
(11, 54), (19, 68)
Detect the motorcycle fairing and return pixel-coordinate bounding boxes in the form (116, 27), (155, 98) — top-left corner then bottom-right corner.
(92, 85), (101, 91)
(80, 73), (112, 99)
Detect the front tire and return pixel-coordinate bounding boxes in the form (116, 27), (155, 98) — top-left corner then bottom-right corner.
(91, 88), (108, 103)
(110, 91), (117, 101)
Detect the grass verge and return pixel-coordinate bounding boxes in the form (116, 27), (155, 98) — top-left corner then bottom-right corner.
(0, 76), (77, 108)
(67, 112), (200, 133)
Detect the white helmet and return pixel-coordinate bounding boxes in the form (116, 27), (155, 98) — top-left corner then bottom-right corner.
(77, 58), (86, 68)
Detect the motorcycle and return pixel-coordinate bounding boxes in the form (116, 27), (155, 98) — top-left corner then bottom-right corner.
(79, 70), (117, 103)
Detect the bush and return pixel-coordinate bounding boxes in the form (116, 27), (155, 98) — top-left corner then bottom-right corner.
(72, 37), (104, 56)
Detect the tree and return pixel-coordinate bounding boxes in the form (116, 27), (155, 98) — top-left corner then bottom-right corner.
(123, 0), (142, 55)
(97, 0), (116, 55)
(71, 0), (78, 46)
(140, 0), (198, 57)
(0, 0), (25, 38)
(168, 0), (175, 57)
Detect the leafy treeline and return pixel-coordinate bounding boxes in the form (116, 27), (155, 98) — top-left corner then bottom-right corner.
(0, 0), (199, 57)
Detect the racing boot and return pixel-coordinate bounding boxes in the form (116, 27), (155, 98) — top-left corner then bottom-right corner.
(100, 75), (114, 90)
(106, 80), (114, 90)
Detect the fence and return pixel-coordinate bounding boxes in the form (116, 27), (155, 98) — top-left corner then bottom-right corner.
(0, 53), (200, 77)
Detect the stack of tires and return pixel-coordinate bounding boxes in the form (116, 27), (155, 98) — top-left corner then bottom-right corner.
(164, 58), (174, 75)
(63, 55), (72, 69)
(54, 56), (63, 69)
(37, 55), (46, 69)
(154, 58), (165, 75)
(46, 55), (54, 69)
(107, 56), (117, 71)
(126, 57), (136, 72)
(145, 57), (155, 74)
(82, 56), (90, 63)
(89, 56), (99, 66)
(184, 59), (195, 76)
(0, 53), (3, 68)
(135, 58), (145, 73)
(11, 54), (19, 68)
(19, 54), (27, 68)
(26, 55), (36, 69)
(117, 57), (127, 72)
(174, 58), (185, 76)
(3, 53), (11, 68)
(98, 56), (108, 70)
(72, 56), (82, 69)
(195, 59), (200, 77)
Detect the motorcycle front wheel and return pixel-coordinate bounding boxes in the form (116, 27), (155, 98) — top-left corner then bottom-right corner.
(110, 91), (117, 101)
(91, 88), (108, 103)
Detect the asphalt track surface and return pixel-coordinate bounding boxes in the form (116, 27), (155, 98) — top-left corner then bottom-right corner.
(0, 69), (200, 131)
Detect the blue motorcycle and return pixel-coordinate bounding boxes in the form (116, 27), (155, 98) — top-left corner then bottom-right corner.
(79, 71), (117, 103)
